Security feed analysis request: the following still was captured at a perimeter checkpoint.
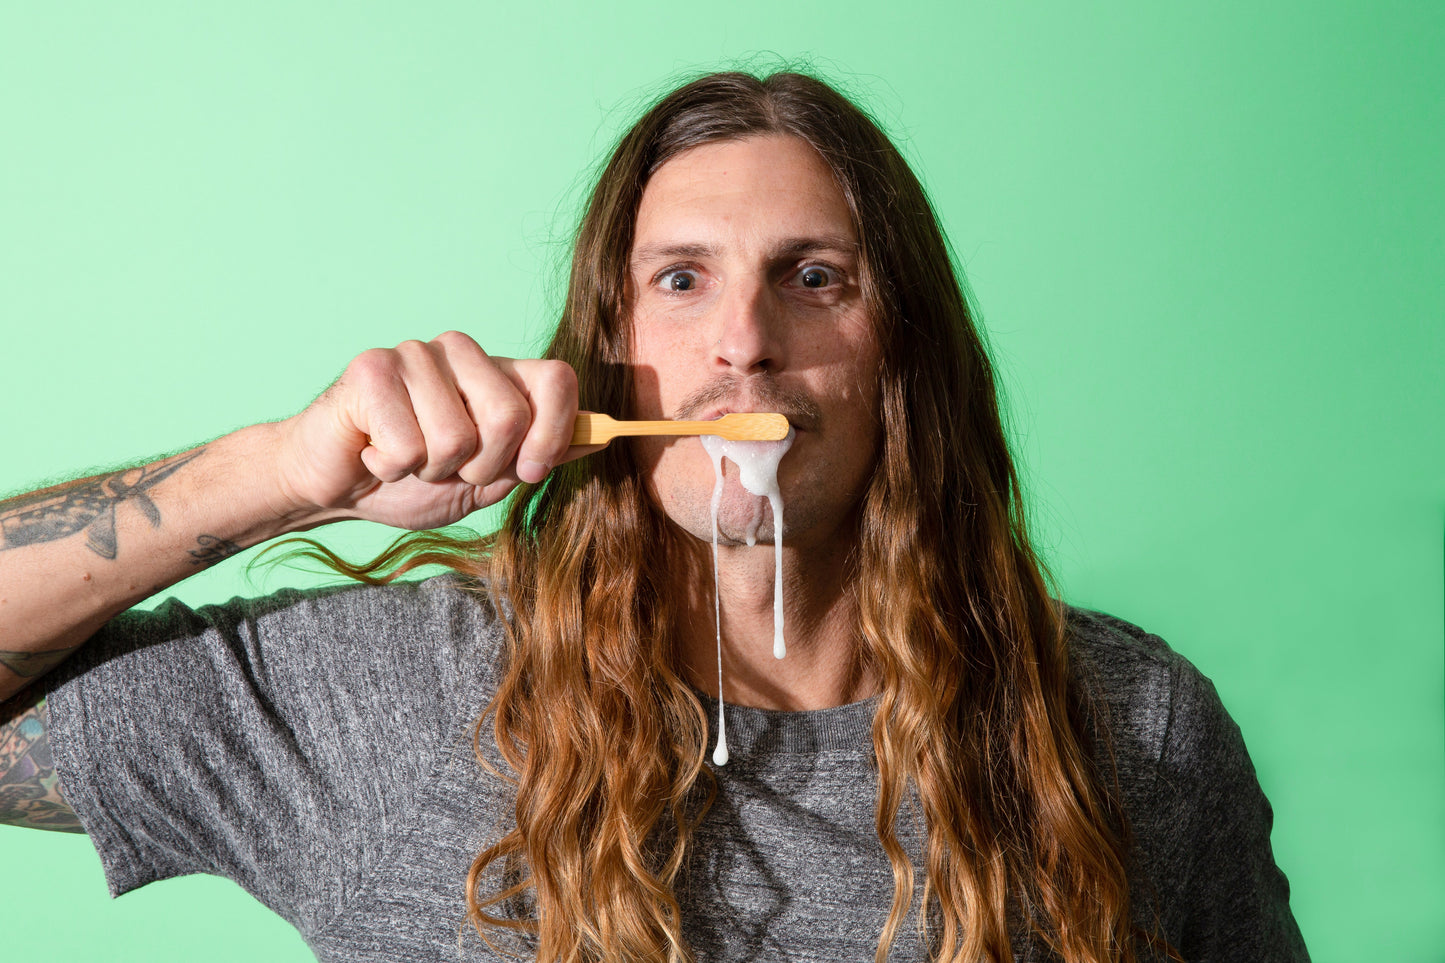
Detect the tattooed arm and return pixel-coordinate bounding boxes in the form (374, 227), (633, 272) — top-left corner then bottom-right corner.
(0, 423), (307, 704)
(0, 688), (81, 832)
(0, 333), (589, 706)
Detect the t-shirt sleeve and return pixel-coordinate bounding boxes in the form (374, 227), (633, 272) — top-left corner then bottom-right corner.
(1146, 659), (1311, 962)
(41, 574), (502, 937)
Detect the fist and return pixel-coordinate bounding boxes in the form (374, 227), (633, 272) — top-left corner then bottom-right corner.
(276, 331), (596, 531)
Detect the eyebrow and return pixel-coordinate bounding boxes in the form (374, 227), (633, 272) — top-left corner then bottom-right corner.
(630, 234), (860, 266)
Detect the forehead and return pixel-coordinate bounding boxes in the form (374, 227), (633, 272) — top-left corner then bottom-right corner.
(632, 135), (856, 255)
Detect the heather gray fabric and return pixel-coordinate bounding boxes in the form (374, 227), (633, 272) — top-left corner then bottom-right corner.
(44, 576), (1309, 961)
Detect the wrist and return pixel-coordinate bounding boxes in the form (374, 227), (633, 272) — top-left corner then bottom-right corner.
(235, 420), (353, 538)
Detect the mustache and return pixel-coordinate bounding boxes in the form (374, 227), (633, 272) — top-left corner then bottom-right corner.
(673, 377), (823, 431)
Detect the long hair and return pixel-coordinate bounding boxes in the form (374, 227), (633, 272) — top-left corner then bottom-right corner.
(310, 71), (1171, 962)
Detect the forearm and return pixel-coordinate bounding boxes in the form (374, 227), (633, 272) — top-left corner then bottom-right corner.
(0, 421), (317, 702)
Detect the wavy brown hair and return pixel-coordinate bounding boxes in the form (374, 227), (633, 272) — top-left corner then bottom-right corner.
(305, 71), (1175, 962)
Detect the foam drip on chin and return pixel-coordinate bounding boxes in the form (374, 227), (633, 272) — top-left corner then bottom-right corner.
(700, 428), (795, 767)
(705, 440), (727, 765)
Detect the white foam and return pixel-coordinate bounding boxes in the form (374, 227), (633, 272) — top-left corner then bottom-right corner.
(700, 428), (795, 767)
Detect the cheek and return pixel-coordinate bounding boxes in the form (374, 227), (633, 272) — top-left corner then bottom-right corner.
(814, 337), (882, 412)
(628, 322), (696, 419)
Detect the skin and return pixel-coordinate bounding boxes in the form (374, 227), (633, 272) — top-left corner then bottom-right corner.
(629, 134), (883, 710)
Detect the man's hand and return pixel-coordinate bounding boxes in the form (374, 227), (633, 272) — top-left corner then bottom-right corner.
(275, 331), (595, 532)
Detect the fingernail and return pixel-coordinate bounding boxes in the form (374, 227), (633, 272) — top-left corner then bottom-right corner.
(519, 460), (549, 482)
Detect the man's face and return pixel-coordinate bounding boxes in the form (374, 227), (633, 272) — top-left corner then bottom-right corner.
(627, 134), (882, 553)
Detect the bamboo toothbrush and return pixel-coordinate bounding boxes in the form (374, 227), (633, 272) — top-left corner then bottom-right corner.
(571, 412), (789, 446)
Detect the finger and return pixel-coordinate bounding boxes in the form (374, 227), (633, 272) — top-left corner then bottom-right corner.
(474, 475), (523, 512)
(436, 335), (535, 486)
(392, 340), (480, 483)
(558, 441), (609, 466)
(344, 350), (428, 483)
(493, 358), (579, 484)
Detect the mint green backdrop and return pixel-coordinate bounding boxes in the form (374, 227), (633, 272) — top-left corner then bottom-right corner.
(2, 3), (1440, 960)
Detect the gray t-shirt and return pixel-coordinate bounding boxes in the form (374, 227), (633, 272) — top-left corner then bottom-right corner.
(44, 576), (1309, 961)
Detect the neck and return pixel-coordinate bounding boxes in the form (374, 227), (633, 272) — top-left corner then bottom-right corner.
(671, 530), (875, 711)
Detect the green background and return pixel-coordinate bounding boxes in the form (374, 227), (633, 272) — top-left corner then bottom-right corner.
(2, 2), (1441, 960)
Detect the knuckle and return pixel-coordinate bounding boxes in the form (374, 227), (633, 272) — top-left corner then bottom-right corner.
(432, 426), (478, 466)
(433, 329), (481, 353)
(347, 348), (398, 384)
(536, 359), (578, 397)
(392, 338), (431, 360)
(396, 451), (428, 478)
(482, 403), (531, 446)
(456, 460), (494, 487)
(370, 447), (423, 482)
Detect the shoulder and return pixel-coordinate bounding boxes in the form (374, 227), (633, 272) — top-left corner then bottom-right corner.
(1064, 605), (1185, 675)
(211, 572), (509, 701)
(51, 573), (512, 738)
(1063, 606), (1194, 727)
(1062, 606), (1241, 794)
(102, 572), (505, 660)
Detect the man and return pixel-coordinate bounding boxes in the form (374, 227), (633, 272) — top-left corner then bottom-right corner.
(0, 72), (1308, 962)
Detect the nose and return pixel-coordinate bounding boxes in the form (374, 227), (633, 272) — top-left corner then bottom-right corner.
(710, 277), (784, 374)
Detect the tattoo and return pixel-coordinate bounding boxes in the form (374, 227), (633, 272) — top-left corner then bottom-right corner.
(0, 694), (82, 832)
(187, 534), (243, 567)
(0, 645), (82, 679)
(0, 449), (204, 560)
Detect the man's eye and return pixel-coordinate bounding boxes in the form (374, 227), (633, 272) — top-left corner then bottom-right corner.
(660, 270), (698, 292)
(799, 266), (834, 288)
